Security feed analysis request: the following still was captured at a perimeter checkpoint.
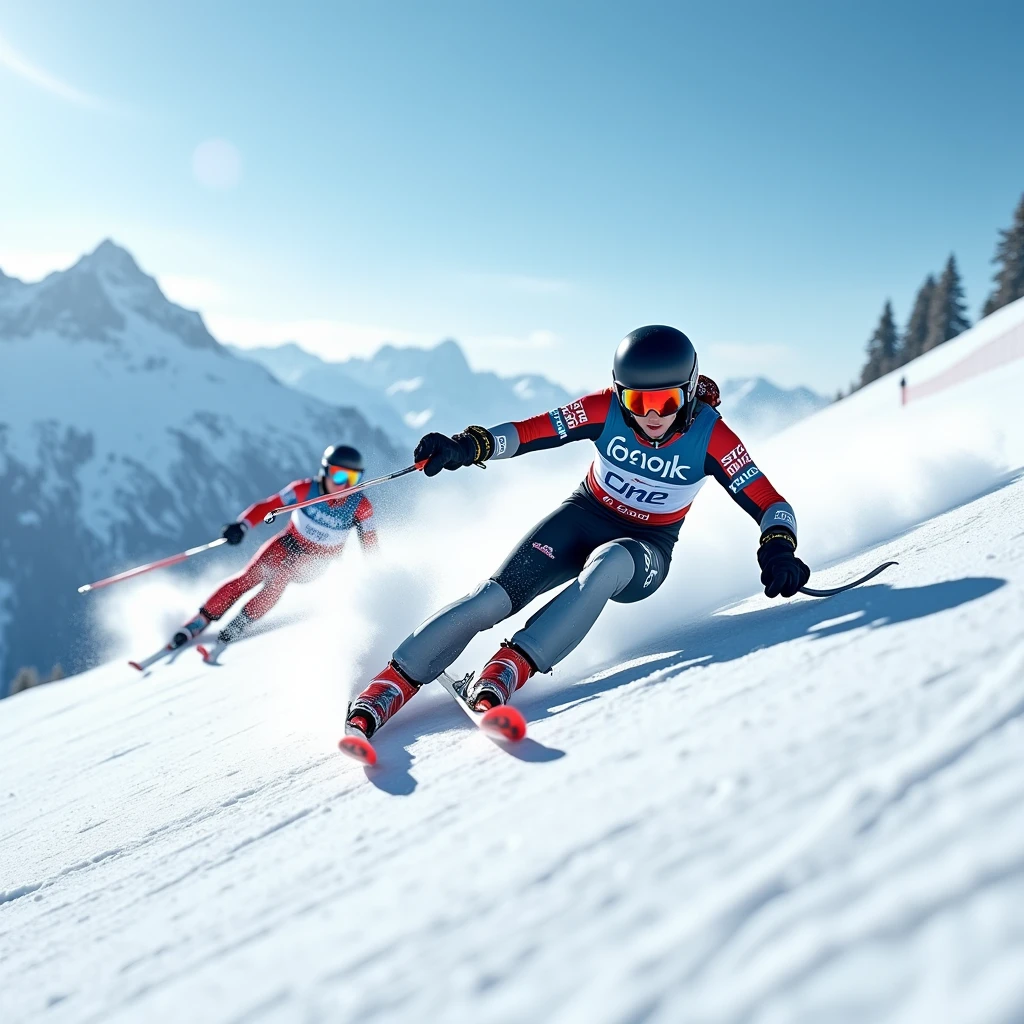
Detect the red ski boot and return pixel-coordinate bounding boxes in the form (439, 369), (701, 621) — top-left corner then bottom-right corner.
(340, 662), (421, 764)
(466, 644), (533, 711)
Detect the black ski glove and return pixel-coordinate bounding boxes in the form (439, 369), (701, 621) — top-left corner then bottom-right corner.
(414, 425), (495, 477)
(757, 530), (810, 599)
(222, 521), (247, 546)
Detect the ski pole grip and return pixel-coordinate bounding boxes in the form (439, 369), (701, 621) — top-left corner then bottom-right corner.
(415, 459), (428, 471)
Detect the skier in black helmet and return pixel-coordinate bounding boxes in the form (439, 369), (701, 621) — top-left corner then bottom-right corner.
(169, 444), (377, 648)
(345, 326), (809, 744)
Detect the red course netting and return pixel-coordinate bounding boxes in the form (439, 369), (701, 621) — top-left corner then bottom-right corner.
(906, 318), (1024, 404)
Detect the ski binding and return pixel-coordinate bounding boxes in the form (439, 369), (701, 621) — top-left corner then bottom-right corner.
(437, 671), (527, 742)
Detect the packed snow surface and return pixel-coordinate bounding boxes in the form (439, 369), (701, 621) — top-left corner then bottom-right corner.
(2, 299), (1024, 1023)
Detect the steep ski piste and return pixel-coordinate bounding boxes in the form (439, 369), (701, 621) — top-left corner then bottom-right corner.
(2, 299), (1024, 1023)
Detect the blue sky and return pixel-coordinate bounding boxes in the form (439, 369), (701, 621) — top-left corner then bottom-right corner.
(1, 0), (1022, 393)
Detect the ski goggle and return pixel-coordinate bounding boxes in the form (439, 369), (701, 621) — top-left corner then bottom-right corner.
(617, 386), (687, 418)
(328, 467), (362, 486)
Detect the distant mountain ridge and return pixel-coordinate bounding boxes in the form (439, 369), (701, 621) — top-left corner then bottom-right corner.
(239, 342), (828, 445)
(718, 377), (829, 438)
(0, 241), (397, 693)
(233, 340), (574, 446)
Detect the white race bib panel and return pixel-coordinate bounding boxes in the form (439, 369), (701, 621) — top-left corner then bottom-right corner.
(586, 402), (719, 525)
(290, 491), (365, 548)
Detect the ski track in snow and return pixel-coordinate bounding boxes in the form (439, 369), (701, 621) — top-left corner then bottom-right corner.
(0, 473), (1022, 1023)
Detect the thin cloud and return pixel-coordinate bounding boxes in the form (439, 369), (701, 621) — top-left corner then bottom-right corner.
(470, 329), (560, 351)
(206, 313), (432, 360)
(462, 272), (572, 296)
(704, 341), (797, 380)
(0, 248), (78, 282)
(158, 274), (227, 310)
(0, 32), (104, 109)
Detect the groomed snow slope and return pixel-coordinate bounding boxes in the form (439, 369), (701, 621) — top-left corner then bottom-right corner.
(2, 300), (1024, 1024)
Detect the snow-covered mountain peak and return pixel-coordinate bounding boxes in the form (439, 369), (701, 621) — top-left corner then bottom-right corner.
(0, 239), (221, 354)
(72, 238), (146, 281)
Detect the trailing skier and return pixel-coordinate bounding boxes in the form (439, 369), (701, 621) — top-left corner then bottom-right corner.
(345, 326), (809, 743)
(171, 444), (376, 648)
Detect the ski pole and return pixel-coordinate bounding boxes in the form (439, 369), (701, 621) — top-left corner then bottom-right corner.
(799, 560), (898, 598)
(263, 460), (428, 524)
(77, 538), (229, 594)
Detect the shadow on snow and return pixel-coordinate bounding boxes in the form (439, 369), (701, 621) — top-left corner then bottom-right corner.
(520, 575), (1007, 725)
(358, 575), (1004, 794)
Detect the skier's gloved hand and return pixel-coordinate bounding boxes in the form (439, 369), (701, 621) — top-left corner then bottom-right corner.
(757, 530), (810, 599)
(414, 425), (495, 477)
(222, 521), (247, 546)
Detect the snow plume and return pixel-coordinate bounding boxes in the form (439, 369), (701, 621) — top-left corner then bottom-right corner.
(88, 446), (589, 739)
(581, 366), (1015, 670)
(92, 560), (237, 660)
(294, 446), (591, 720)
(91, 326), (1022, 732)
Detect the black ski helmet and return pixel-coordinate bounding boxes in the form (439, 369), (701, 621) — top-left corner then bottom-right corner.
(612, 325), (700, 440)
(319, 444), (364, 490)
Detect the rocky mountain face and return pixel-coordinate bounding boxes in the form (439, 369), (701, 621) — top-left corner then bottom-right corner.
(0, 241), (397, 693)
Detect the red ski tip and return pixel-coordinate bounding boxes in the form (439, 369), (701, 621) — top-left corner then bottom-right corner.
(197, 645), (212, 663)
(339, 734), (377, 766)
(128, 661), (143, 672)
(480, 704), (527, 742)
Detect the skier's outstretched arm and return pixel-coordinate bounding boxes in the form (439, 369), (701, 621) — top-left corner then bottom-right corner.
(221, 479), (309, 545)
(413, 391), (612, 476)
(703, 420), (809, 598)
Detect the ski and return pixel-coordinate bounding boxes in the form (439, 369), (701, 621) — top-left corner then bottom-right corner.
(196, 642), (226, 665)
(436, 671), (528, 742)
(338, 723), (378, 766)
(337, 671), (526, 768)
(128, 645), (174, 672)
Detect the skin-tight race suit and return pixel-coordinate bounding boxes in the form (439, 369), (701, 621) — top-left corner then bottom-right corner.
(201, 478), (376, 625)
(367, 387), (795, 710)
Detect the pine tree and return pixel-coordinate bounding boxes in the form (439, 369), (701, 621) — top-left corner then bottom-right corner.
(983, 192), (1024, 317)
(899, 274), (936, 364)
(860, 300), (899, 386)
(9, 667), (40, 695)
(923, 255), (969, 353)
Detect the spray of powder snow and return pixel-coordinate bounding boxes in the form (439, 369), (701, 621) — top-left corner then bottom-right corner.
(92, 368), (1016, 736)
(91, 446), (588, 735)
(582, 375), (1013, 668)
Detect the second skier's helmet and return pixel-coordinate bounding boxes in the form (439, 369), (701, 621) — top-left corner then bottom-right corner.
(320, 444), (364, 490)
(612, 325), (700, 439)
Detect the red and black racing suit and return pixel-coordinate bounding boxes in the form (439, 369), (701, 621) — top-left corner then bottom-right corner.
(348, 382), (801, 736)
(202, 478), (376, 625)
(484, 387), (797, 614)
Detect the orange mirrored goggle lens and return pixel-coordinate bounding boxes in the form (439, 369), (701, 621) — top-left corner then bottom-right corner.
(619, 387), (685, 418)
(330, 467), (362, 486)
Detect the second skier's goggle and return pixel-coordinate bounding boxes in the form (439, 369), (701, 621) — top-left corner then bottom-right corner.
(328, 467), (362, 486)
(617, 386), (687, 418)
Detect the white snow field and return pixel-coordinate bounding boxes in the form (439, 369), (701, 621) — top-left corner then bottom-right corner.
(3, 299), (1024, 1024)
